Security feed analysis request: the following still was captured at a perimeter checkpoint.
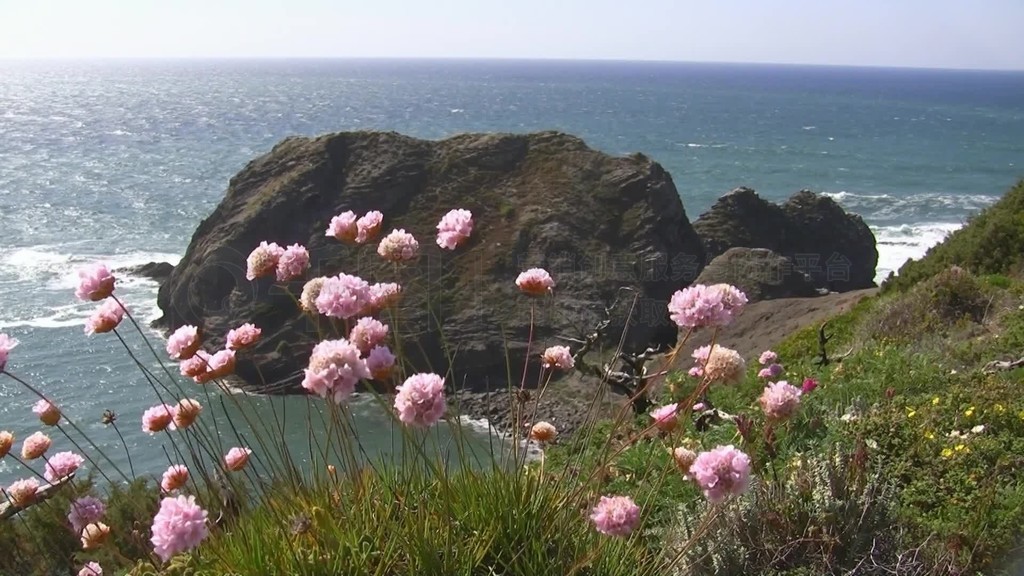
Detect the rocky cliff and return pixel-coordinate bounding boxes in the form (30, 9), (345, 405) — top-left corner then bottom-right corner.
(156, 131), (705, 393)
(693, 187), (878, 291)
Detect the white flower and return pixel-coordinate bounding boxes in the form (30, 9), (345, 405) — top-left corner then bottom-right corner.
(970, 425), (985, 434)
(865, 439), (878, 450)
(840, 412), (857, 423)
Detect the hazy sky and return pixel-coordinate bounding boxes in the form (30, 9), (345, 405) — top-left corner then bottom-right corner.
(1, 0), (1022, 70)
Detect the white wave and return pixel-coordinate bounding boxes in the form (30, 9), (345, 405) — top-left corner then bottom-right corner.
(802, 125), (816, 130)
(873, 222), (962, 282)
(823, 191), (893, 202)
(0, 246), (179, 289)
(449, 108), (465, 113)
(682, 142), (727, 149)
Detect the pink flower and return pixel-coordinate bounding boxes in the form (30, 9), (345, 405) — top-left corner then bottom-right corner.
(78, 563), (103, 576)
(541, 346), (574, 371)
(529, 421), (558, 442)
(590, 495), (640, 537)
(692, 402), (706, 412)
(515, 268), (555, 296)
(394, 373), (446, 428)
(196, 349), (236, 383)
(224, 447), (252, 472)
(368, 282), (402, 313)
(672, 447), (698, 478)
(6, 478), (39, 507)
(0, 333), (18, 372)
(690, 344), (746, 384)
(166, 325), (200, 360)
(0, 431), (12, 458)
(81, 522), (110, 550)
(377, 229), (420, 262)
(142, 404), (177, 434)
(316, 274), (372, 320)
(68, 496), (106, 534)
(689, 445), (752, 502)
(78, 561), (103, 576)
(33, 399), (61, 426)
(299, 277), (327, 314)
(349, 317), (389, 355)
(179, 353), (207, 379)
(161, 465), (190, 492)
(758, 381), (802, 421)
(173, 398), (202, 429)
(21, 431), (51, 460)
(650, 404), (679, 432)
(668, 284), (747, 329)
(150, 495), (209, 563)
(44, 451), (84, 482)
(84, 299), (124, 335)
(436, 208), (474, 250)
(326, 211), (358, 243)
(75, 264), (115, 301)
(302, 339), (370, 404)
(226, 323), (261, 350)
(356, 211), (384, 244)
(275, 244), (310, 282)
(365, 345), (396, 381)
(245, 241), (284, 281)
(757, 363), (784, 379)
(758, 350), (779, 366)
(801, 377), (819, 394)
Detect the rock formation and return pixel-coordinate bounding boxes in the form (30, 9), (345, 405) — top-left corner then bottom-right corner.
(693, 187), (877, 291)
(693, 247), (822, 303)
(120, 262), (175, 284)
(156, 131), (705, 393)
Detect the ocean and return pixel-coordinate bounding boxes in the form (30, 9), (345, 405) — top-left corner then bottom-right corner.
(1, 59), (1022, 484)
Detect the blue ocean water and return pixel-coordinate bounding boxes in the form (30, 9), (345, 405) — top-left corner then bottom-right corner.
(1, 59), (1022, 484)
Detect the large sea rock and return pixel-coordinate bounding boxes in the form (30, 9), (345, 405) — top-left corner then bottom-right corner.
(693, 187), (878, 291)
(156, 131), (706, 393)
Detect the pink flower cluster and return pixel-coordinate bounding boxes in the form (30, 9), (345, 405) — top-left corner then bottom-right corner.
(365, 345), (396, 381)
(33, 399), (61, 426)
(316, 274), (372, 319)
(85, 299), (125, 335)
(0, 333), (18, 372)
(590, 495), (640, 537)
(436, 209), (474, 250)
(226, 323), (261, 350)
(540, 345), (574, 371)
(516, 268), (555, 296)
(78, 562), (103, 576)
(75, 264), (116, 302)
(349, 317), (389, 354)
(161, 465), (190, 492)
(757, 349), (784, 379)
(142, 404), (177, 434)
(668, 283), (748, 329)
(150, 495), (209, 563)
(758, 381), (802, 421)
(224, 447), (252, 472)
(801, 377), (819, 394)
(44, 451), (84, 482)
(327, 210), (383, 244)
(68, 496), (106, 534)
(688, 445), (752, 502)
(21, 431), (51, 460)
(6, 478), (39, 507)
(369, 282), (402, 312)
(188, 349), (236, 384)
(650, 403), (679, 432)
(377, 229), (420, 262)
(394, 373), (446, 428)
(166, 325), (200, 360)
(302, 339), (370, 404)
(245, 242), (310, 282)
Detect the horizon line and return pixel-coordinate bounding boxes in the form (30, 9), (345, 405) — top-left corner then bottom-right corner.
(1, 55), (1023, 74)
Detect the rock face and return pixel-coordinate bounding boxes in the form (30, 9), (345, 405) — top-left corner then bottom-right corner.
(693, 248), (822, 303)
(120, 262), (175, 284)
(156, 131), (705, 393)
(692, 187), (877, 291)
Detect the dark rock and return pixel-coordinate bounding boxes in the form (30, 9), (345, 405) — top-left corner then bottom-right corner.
(693, 247), (821, 302)
(693, 187), (877, 291)
(120, 261), (175, 284)
(157, 131), (705, 394)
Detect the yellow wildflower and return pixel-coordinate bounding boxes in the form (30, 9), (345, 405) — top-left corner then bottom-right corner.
(906, 409), (917, 418)
(932, 396), (940, 406)
(994, 403), (1005, 413)
(955, 443), (967, 452)
(941, 448), (954, 458)
(924, 431), (935, 440)
(964, 407), (975, 418)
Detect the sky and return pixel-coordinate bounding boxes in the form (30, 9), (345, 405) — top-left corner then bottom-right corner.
(1, 0), (1023, 70)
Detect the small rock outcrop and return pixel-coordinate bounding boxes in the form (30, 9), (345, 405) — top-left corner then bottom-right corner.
(156, 131), (705, 393)
(693, 248), (822, 303)
(120, 262), (175, 284)
(693, 187), (877, 291)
